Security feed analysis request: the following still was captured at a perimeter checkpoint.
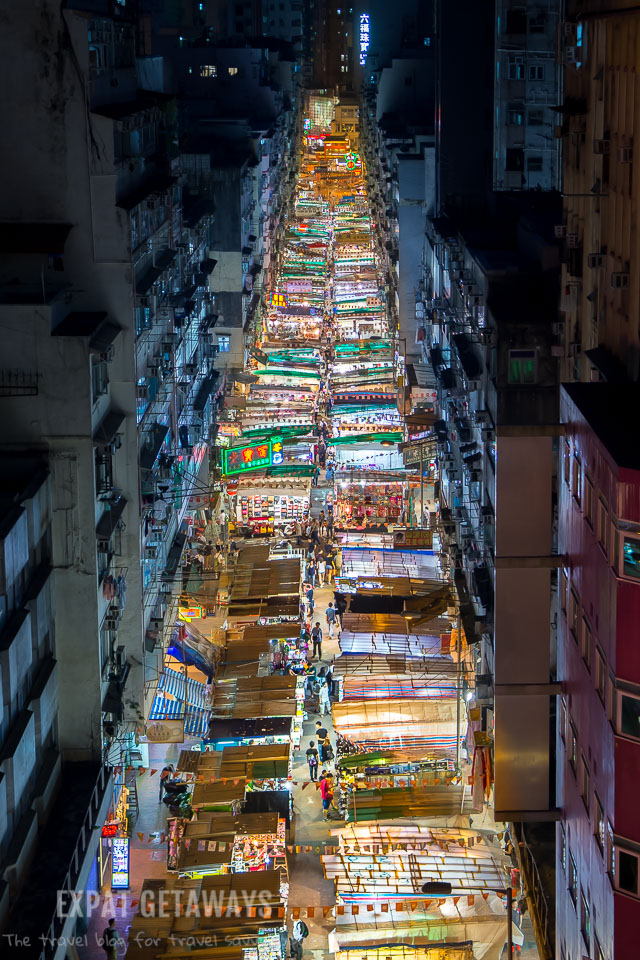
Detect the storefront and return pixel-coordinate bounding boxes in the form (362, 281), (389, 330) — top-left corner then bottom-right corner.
(235, 479), (311, 534)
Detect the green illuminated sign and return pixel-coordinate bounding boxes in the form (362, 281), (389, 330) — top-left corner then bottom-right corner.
(222, 437), (283, 476)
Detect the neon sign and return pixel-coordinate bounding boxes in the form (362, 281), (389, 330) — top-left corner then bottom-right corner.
(112, 837), (130, 889)
(271, 292), (288, 307)
(222, 438), (283, 476)
(359, 13), (370, 65)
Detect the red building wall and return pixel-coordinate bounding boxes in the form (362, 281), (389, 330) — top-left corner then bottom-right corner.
(557, 388), (640, 960)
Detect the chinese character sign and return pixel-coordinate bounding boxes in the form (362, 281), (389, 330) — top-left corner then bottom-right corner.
(359, 13), (370, 65)
(112, 837), (130, 889)
(223, 438), (283, 475)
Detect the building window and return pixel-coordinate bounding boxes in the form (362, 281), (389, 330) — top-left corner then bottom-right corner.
(527, 155), (544, 172)
(598, 498), (609, 555)
(585, 474), (594, 526)
(560, 696), (567, 742)
(217, 335), (230, 353)
(581, 615), (592, 670)
(200, 65), (217, 77)
(560, 568), (568, 613)
(136, 305), (152, 337)
(509, 110), (524, 125)
(508, 58), (525, 80)
(569, 588), (579, 640)
(560, 823), (567, 871)
(508, 349), (536, 384)
(594, 794), (605, 854)
(617, 847), (640, 897)
(622, 534), (640, 579)
(569, 720), (578, 773)
(528, 109), (545, 125)
(91, 357), (109, 403)
(595, 646), (606, 705)
(580, 889), (591, 948)
(618, 689), (640, 740)
(228, 66), (239, 75)
(569, 850), (578, 905)
(563, 441), (571, 485)
(529, 14), (546, 33)
(95, 449), (114, 497)
(607, 823), (615, 881)
(581, 754), (590, 811)
(572, 456), (582, 503)
(528, 64), (545, 81)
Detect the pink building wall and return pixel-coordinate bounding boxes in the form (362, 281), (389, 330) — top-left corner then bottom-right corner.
(557, 387), (640, 960)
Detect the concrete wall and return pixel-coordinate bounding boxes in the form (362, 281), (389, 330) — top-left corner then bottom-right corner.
(493, 433), (553, 816)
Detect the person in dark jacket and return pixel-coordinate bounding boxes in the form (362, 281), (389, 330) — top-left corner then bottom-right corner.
(101, 918), (119, 960)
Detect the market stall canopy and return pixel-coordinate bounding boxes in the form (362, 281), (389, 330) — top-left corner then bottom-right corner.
(231, 369), (259, 384)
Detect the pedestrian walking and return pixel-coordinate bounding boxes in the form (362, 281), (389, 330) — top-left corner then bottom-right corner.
(159, 764), (174, 802)
(318, 680), (331, 716)
(315, 720), (328, 743)
(306, 558), (316, 587)
(325, 551), (335, 584)
(325, 601), (336, 637)
(101, 918), (120, 960)
(320, 773), (334, 820)
(320, 734), (334, 763)
(305, 583), (314, 614)
(311, 621), (323, 660)
(306, 741), (319, 781)
(317, 557), (326, 584)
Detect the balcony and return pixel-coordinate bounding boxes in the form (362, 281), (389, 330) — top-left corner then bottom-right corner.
(8, 763), (112, 960)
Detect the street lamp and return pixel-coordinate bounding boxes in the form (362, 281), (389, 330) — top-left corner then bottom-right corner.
(420, 880), (513, 957)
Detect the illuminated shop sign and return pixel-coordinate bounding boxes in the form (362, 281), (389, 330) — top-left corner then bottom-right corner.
(222, 438), (283, 476)
(178, 605), (203, 621)
(112, 837), (130, 889)
(359, 14), (370, 65)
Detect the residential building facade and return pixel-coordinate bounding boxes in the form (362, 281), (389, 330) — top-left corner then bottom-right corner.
(493, 0), (562, 192)
(557, 383), (640, 959)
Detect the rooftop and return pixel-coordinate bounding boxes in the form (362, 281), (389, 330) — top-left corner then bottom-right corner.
(563, 383), (640, 471)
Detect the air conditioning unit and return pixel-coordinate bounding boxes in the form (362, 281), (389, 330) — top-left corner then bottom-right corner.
(618, 147), (633, 164)
(561, 21), (577, 42)
(474, 410), (491, 425)
(481, 427), (495, 442)
(554, 224), (567, 238)
(184, 363), (198, 375)
(114, 645), (127, 670)
(150, 616), (164, 630)
(104, 618), (119, 631)
(136, 383), (149, 400)
(144, 545), (158, 559)
(564, 46), (579, 65)
(587, 253), (605, 268)
(97, 538), (111, 553)
(567, 342), (581, 357)
(552, 321), (565, 335)
(467, 379), (482, 392)
(611, 272), (630, 289)
(138, 295), (150, 307)
(593, 139), (610, 155)
(566, 233), (580, 248)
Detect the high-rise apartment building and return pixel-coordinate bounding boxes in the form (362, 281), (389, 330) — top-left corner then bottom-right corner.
(557, 383), (640, 959)
(493, 0), (562, 192)
(557, 3), (640, 383)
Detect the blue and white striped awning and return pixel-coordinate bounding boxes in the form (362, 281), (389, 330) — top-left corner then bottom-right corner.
(150, 694), (184, 720)
(157, 668), (208, 711)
